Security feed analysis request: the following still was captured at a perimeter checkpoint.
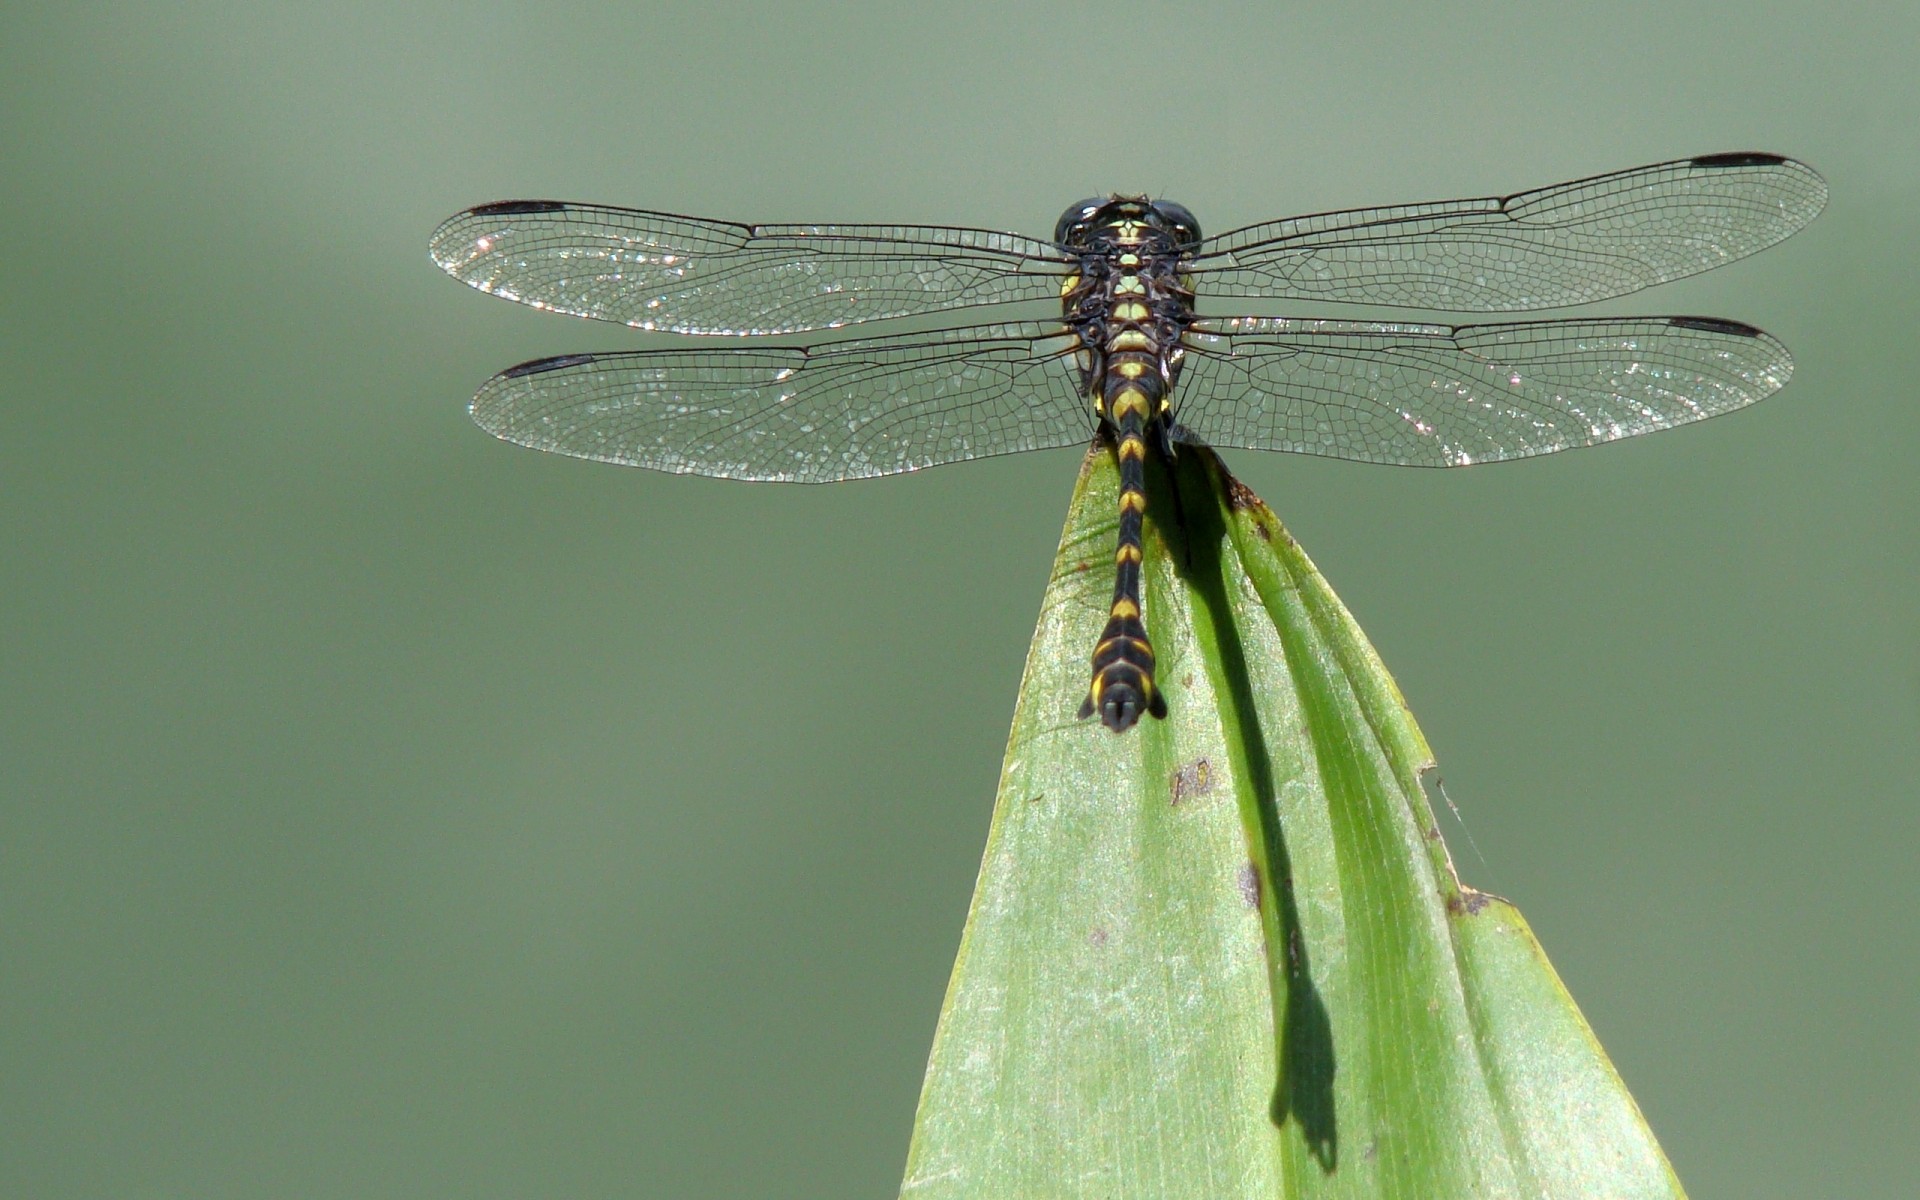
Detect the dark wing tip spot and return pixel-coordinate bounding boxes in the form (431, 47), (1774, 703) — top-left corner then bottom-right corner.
(502, 353), (596, 378)
(467, 199), (570, 217)
(1669, 316), (1763, 337)
(1690, 151), (1788, 169)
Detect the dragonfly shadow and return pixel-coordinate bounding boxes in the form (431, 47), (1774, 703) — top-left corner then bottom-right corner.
(1165, 446), (1338, 1173)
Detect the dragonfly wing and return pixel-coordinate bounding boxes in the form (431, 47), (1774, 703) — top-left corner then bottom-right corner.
(430, 202), (1069, 334)
(469, 322), (1092, 481)
(1171, 315), (1793, 467)
(1191, 154), (1826, 310)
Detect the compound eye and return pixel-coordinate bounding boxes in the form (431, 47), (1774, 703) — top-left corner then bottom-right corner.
(1055, 197), (1107, 246)
(1150, 199), (1202, 246)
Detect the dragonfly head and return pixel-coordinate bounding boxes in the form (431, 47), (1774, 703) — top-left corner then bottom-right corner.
(1055, 196), (1202, 253)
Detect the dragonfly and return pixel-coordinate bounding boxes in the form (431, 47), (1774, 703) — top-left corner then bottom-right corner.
(431, 152), (1825, 732)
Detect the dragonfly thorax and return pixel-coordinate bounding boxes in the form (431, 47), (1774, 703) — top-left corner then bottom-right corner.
(1058, 199), (1201, 421)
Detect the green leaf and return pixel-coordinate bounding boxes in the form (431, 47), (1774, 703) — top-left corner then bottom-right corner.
(898, 445), (1684, 1199)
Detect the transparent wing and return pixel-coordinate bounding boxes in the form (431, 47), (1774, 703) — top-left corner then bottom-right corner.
(430, 202), (1070, 335)
(1190, 154), (1827, 311)
(468, 323), (1092, 482)
(1171, 315), (1792, 467)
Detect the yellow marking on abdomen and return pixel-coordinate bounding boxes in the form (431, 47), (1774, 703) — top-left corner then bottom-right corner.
(1116, 542), (1142, 564)
(1109, 598), (1139, 620)
(1110, 388), (1149, 419)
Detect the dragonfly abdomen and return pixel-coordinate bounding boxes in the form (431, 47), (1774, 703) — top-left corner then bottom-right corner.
(1078, 384), (1171, 732)
(1076, 288), (1187, 732)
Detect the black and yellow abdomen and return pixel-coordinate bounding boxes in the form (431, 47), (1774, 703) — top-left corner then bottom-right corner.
(1077, 374), (1170, 731)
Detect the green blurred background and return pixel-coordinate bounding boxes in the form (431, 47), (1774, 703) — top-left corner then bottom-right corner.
(2, 2), (1913, 1196)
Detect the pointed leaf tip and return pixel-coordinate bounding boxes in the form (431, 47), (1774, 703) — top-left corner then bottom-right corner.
(901, 445), (1683, 1199)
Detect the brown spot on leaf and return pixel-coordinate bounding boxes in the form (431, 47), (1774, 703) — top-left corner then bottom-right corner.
(1446, 888), (1493, 916)
(1223, 475), (1290, 544)
(1225, 481), (1277, 543)
(1088, 925), (1109, 947)
(1238, 862), (1262, 910)
(1169, 758), (1214, 805)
